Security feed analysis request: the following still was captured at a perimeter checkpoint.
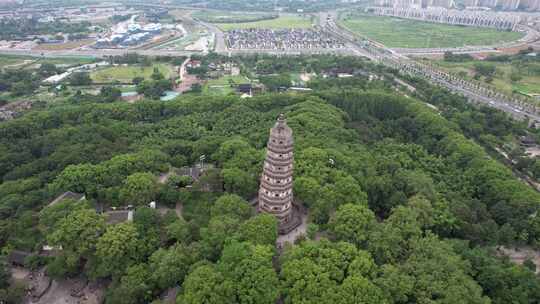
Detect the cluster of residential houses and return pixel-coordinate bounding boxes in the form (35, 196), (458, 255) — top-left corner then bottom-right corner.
(226, 29), (345, 50)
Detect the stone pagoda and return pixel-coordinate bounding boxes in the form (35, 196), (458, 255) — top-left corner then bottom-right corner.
(258, 114), (300, 234)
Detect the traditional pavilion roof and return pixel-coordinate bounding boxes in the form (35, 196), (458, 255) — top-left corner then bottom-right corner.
(8, 250), (31, 266)
(48, 191), (85, 207)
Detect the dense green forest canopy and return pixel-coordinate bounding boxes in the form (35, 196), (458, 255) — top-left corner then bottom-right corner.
(1, 54), (540, 303)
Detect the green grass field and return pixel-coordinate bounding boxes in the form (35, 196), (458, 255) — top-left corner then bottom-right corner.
(340, 15), (524, 48)
(203, 75), (250, 95)
(0, 56), (34, 69)
(158, 35), (197, 50)
(90, 64), (173, 83)
(192, 10), (277, 23)
(118, 85), (137, 93)
(38, 56), (95, 66)
(428, 59), (540, 96)
(216, 14), (313, 31)
(0, 55), (94, 69)
(155, 31), (210, 51)
(513, 82), (540, 95)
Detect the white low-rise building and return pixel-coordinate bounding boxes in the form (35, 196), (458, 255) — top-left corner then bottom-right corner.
(43, 72), (71, 84)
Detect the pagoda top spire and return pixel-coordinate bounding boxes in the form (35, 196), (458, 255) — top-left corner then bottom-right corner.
(273, 113), (291, 135)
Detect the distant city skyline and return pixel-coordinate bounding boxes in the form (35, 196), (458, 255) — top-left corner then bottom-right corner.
(376, 0), (540, 10)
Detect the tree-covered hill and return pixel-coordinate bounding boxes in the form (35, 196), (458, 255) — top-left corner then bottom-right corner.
(1, 60), (540, 303)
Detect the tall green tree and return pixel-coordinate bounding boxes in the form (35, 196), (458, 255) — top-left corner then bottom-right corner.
(39, 199), (88, 234)
(69, 72), (92, 86)
(280, 257), (336, 304)
(200, 215), (241, 261)
(328, 275), (387, 304)
(222, 168), (257, 198)
(47, 208), (105, 270)
(95, 222), (142, 279)
(106, 264), (154, 304)
(219, 241), (279, 304)
(329, 203), (376, 247)
(148, 242), (200, 290)
(401, 234), (490, 304)
(211, 194), (252, 220)
(166, 217), (191, 244)
(119, 172), (157, 206)
(238, 214), (278, 246)
(178, 264), (235, 304)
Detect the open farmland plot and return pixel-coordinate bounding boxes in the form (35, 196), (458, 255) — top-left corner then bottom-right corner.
(36, 56), (95, 66)
(0, 55), (35, 68)
(340, 14), (524, 48)
(0, 55), (93, 69)
(155, 34), (199, 50)
(513, 82), (540, 95)
(216, 14), (313, 31)
(192, 10), (278, 24)
(155, 31), (212, 51)
(0, 55), (94, 70)
(90, 64), (173, 83)
(428, 59), (540, 96)
(34, 39), (95, 51)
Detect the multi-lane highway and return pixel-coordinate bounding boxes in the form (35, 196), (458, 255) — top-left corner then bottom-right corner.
(189, 16), (227, 53)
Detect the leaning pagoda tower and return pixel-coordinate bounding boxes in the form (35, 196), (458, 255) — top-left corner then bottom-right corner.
(258, 114), (296, 232)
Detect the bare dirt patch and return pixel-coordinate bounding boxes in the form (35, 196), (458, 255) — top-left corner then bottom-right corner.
(34, 39), (95, 51)
(30, 278), (104, 304)
(277, 206), (308, 247)
(10, 266), (30, 281)
(497, 246), (540, 273)
(526, 146), (540, 157)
